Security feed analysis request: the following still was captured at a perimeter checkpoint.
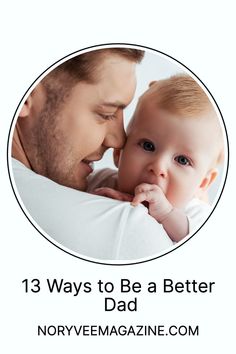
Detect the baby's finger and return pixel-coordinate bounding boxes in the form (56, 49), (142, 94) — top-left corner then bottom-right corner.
(134, 183), (153, 195)
(131, 191), (149, 206)
(132, 187), (161, 206)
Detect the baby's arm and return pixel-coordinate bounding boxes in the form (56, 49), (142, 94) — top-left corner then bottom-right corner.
(132, 183), (189, 242)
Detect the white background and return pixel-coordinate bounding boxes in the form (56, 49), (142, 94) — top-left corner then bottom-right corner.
(1, 1), (235, 352)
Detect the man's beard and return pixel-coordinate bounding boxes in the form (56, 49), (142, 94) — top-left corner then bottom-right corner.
(30, 96), (85, 190)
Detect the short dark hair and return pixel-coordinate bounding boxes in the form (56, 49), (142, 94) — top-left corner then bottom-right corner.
(43, 47), (144, 85)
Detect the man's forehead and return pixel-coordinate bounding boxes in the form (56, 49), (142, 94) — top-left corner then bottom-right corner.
(96, 56), (137, 104)
(95, 84), (135, 108)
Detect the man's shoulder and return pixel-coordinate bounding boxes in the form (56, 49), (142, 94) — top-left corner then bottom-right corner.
(11, 158), (172, 261)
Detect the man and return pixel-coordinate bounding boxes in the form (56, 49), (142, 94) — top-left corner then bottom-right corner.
(11, 47), (172, 261)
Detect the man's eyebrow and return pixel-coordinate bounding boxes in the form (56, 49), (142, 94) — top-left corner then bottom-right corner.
(99, 101), (127, 109)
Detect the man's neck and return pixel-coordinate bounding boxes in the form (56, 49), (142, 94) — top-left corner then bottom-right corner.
(12, 125), (32, 169)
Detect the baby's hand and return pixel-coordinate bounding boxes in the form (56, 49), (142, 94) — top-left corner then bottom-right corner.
(131, 183), (173, 223)
(93, 187), (133, 202)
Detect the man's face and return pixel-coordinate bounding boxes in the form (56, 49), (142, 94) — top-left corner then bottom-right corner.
(21, 55), (137, 190)
(117, 96), (219, 208)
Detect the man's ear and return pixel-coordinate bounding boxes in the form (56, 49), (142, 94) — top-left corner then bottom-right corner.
(19, 94), (33, 117)
(19, 83), (46, 118)
(113, 149), (121, 168)
(199, 168), (218, 191)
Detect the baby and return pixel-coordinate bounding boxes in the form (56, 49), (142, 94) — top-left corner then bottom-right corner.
(88, 74), (224, 242)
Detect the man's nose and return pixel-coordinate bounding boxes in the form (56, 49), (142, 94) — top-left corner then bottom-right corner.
(148, 156), (168, 178)
(103, 114), (126, 149)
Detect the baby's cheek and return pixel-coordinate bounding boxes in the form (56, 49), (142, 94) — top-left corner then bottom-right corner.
(166, 183), (193, 208)
(119, 179), (135, 194)
(117, 170), (129, 193)
(119, 172), (137, 194)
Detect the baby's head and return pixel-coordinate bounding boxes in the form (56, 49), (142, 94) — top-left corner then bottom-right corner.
(115, 74), (224, 208)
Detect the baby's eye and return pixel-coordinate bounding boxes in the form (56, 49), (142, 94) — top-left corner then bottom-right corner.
(175, 155), (191, 166)
(140, 140), (155, 152)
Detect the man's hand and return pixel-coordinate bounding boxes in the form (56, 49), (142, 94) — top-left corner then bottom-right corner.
(93, 187), (133, 202)
(131, 183), (173, 222)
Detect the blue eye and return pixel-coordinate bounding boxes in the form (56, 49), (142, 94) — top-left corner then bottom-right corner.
(141, 140), (155, 152)
(175, 155), (191, 166)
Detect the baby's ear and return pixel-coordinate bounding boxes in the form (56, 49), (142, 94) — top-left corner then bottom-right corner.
(149, 80), (158, 87)
(113, 149), (121, 168)
(199, 168), (218, 191)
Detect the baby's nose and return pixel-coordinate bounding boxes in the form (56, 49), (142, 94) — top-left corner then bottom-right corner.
(149, 158), (168, 178)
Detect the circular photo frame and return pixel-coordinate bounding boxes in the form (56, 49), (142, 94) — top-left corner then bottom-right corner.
(7, 43), (229, 265)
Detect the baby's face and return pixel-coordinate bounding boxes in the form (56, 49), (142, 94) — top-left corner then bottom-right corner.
(117, 98), (219, 208)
